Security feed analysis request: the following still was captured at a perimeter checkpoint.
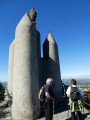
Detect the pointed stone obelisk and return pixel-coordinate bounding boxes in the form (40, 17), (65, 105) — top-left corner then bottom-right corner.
(8, 40), (15, 95)
(43, 32), (63, 102)
(12, 11), (40, 120)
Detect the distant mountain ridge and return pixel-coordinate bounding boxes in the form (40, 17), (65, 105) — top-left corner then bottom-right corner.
(62, 74), (90, 79)
(1, 76), (90, 88)
(2, 82), (7, 88)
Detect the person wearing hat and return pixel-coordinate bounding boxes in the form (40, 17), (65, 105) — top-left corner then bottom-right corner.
(44, 78), (55, 120)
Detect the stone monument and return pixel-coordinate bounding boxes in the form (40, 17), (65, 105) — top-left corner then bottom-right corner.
(8, 40), (15, 95)
(8, 8), (63, 120)
(43, 32), (62, 101)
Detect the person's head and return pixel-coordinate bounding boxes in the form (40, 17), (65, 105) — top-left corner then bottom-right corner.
(71, 79), (77, 85)
(46, 78), (53, 86)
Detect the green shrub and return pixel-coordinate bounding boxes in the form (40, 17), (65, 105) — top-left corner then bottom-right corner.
(0, 82), (5, 103)
(82, 91), (90, 110)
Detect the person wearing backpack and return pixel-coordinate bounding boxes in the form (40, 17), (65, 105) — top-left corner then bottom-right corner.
(44, 78), (55, 120)
(66, 79), (84, 120)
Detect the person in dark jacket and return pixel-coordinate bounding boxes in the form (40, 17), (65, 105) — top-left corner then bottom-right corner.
(44, 78), (55, 120)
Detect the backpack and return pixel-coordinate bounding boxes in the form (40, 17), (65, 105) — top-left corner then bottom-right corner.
(70, 87), (80, 101)
(38, 85), (45, 102)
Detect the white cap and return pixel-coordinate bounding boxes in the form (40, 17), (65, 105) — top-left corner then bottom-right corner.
(46, 78), (53, 84)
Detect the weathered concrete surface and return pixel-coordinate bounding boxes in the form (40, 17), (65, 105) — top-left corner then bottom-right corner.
(8, 40), (15, 96)
(43, 32), (63, 102)
(12, 13), (40, 120)
(36, 30), (41, 88)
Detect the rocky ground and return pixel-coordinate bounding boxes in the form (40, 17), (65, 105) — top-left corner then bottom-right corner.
(38, 110), (90, 120)
(0, 99), (90, 120)
(0, 101), (12, 120)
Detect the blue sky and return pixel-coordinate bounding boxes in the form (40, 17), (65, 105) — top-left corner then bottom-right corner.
(0, 0), (90, 82)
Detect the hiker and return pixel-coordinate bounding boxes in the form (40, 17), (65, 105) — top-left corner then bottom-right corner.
(66, 79), (84, 120)
(44, 78), (55, 120)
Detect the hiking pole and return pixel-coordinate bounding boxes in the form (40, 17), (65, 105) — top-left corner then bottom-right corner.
(53, 101), (54, 119)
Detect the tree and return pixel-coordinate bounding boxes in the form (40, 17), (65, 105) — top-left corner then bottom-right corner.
(0, 82), (5, 102)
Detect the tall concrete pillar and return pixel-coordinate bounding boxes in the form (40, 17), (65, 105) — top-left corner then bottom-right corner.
(8, 40), (15, 96)
(36, 30), (41, 88)
(43, 32), (63, 102)
(12, 13), (40, 120)
(36, 31), (41, 63)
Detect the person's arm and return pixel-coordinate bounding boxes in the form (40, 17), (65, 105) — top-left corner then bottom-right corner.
(66, 86), (71, 97)
(45, 92), (55, 101)
(67, 94), (70, 97)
